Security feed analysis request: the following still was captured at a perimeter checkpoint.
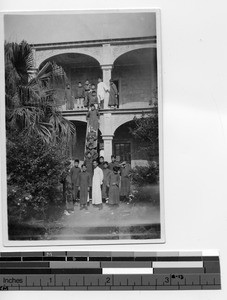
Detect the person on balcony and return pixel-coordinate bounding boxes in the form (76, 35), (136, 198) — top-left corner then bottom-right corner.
(108, 79), (118, 109)
(97, 77), (109, 109)
(83, 79), (90, 109)
(88, 90), (99, 110)
(92, 159), (103, 210)
(74, 81), (85, 110)
(65, 83), (73, 110)
(86, 104), (99, 132)
(90, 83), (97, 93)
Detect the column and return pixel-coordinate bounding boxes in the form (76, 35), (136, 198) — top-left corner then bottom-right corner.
(101, 112), (114, 161)
(28, 47), (38, 82)
(102, 135), (113, 162)
(101, 64), (112, 109)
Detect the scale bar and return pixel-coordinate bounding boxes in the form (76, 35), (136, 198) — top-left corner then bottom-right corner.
(103, 268), (154, 274)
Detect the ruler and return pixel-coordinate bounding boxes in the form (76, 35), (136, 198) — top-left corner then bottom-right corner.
(0, 251), (221, 290)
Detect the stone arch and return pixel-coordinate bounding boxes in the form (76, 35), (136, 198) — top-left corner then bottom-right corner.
(111, 47), (157, 109)
(112, 44), (155, 65)
(38, 52), (101, 71)
(112, 119), (150, 167)
(35, 48), (103, 68)
(111, 114), (138, 135)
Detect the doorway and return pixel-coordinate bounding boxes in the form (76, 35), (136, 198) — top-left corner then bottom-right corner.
(112, 79), (120, 108)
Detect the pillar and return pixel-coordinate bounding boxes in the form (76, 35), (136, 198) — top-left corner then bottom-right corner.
(102, 135), (113, 162)
(101, 112), (114, 161)
(101, 64), (112, 109)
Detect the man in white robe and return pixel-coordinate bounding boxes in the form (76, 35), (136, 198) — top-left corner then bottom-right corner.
(97, 77), (109, 109)
(92, 159), (104, 209)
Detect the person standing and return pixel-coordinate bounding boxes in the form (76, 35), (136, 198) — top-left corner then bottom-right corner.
(99, 156), (105, 170)
(109, 155), (120, 171)
(102, 161), (111, 203)
(83, 79), (90, 109)
(120, 161), (132, 202)
(97, 77), (109, 109)
(76, 164), (91, 210)
(107, 166), (120, 206)
(74, 81), (85, 110)
(88, 90), (99, 110)
(86, 104), (99, 132)
(84, 151), (93, 201)
(92, 159), (103, 209)
(60, 161), (74, 215)
(70, 159), (81, 203)
(65, 83), (73, 110)
(108, 79), (118, 108)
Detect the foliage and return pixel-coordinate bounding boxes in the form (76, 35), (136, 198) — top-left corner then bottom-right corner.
(5, 40), (75, 145)
(5, 40), (76, 224)
(130, 102), (159, 158)
(7, 134), (69, 223)
(130, 162), (159, 186)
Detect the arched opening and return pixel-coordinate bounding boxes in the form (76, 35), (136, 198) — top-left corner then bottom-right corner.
(39, 53), (102, 109)
(113, 120), (150, 167)
(112, 48), (157, 109)
(70, 120), (102, 162)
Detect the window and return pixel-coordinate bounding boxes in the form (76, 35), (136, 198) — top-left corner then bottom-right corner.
(114, 142), (131, 163)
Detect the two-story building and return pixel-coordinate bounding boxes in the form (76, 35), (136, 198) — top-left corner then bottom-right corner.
(32, 36), (158, 166)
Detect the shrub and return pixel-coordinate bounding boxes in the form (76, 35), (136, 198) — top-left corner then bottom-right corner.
(7, 134), (69, 223)
(130, 162), (159, 186)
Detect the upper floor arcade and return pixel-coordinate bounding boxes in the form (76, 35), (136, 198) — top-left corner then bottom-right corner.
(31, 36), (158, 110)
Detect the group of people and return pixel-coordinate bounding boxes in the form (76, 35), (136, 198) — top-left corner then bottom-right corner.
(62, 155), (132, 214)
(64, 77), (119, 110)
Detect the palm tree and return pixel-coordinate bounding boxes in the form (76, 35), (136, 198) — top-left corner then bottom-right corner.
(5, 40), (75, 145)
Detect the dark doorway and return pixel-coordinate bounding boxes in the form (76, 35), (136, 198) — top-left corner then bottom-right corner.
(113, 79), (120, 108)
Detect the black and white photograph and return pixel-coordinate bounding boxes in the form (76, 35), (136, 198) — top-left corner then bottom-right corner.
(2, 10), (164, 245)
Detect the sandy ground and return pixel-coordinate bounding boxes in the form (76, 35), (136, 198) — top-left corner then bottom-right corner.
(47, 200), (160, 240)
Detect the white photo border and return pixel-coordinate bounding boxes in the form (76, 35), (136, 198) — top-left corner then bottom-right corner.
(1, 8), (165, 247)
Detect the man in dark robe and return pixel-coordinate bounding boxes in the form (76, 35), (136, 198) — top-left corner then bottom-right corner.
(70, 159), (81, 203)
(86, 104), (99, 132)
(76, 164), (91, 210)
(74, 81), (85, 109)
(88, 90), (99, 109)
(120, 161), (132, 202)
(109, 155), (120, 171)
(108, 79), (118, 108)
(102, 161), (111, 203)
(83, 80), (90, 108)
(107, 166), (120, 205)
(84, 151), (93, 201)
(60, 161), (74, 215)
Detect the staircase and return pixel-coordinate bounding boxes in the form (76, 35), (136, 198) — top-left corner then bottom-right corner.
(84, 109), (99, 161)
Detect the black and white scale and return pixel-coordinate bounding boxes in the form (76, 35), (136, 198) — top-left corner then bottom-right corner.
(0, 251), (221, 291)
